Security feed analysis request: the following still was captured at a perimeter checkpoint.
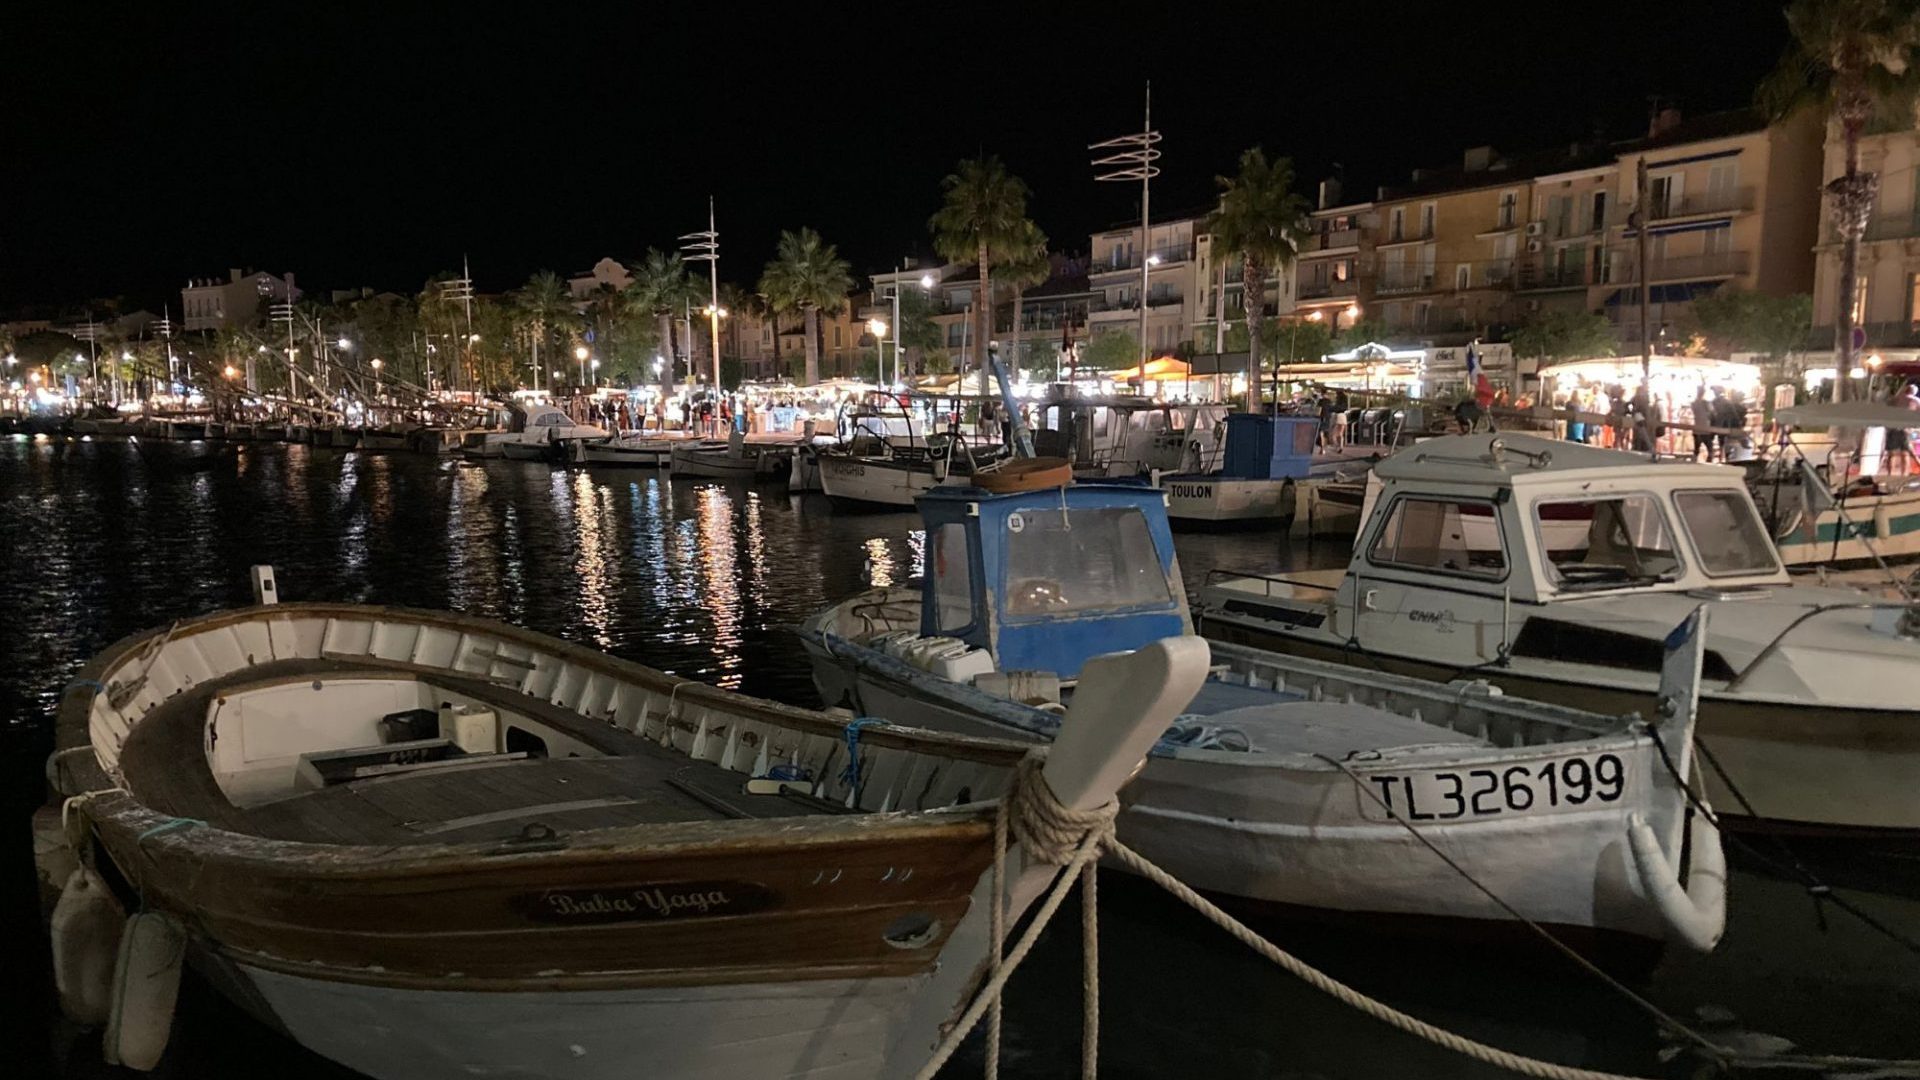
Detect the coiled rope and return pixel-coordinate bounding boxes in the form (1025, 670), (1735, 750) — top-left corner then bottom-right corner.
(917, 752), (1681, 1080)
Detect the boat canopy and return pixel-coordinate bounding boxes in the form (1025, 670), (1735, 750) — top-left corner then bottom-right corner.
(1374, 433), (1737, 490)
(916, 483), (1188, 678)
(1775, 401), (1920, 429)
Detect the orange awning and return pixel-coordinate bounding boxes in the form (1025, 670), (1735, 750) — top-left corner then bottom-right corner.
(1110, 357), (1192, 381)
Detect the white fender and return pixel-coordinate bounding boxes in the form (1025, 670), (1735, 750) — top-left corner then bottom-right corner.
(104, 911), (187, 1070)
(1627, 810), (1727, 953)
(49, 867), (125, 1026)
(31, 804), (79, 904)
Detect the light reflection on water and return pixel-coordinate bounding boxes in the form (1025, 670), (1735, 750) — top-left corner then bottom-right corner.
(1, 439), (1912, 1079)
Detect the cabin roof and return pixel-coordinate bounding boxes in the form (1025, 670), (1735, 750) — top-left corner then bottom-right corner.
(1375, 434), (1741, 489)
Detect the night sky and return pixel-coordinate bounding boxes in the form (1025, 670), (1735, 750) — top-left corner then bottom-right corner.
(2, 1), (1790, 312)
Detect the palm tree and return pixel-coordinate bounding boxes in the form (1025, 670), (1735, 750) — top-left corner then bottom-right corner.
(515, 271), (573, 392)
(758, 228), (854, 386)
(1760, 0), (1920, 400)
(626, 249), (697, 393)
(999, 222), (1051, 380)
(1205, 148), (1311, 410)
(930, 156), (1034, 390)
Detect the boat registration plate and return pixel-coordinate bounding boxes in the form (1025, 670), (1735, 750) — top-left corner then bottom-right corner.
(1353, 751), (1629, 823)
(826, 461), (865, 476)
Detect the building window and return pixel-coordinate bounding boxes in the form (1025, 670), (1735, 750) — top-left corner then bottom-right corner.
(1497, 191), (1517, 229)
(1853, 277), (1870, 326)
(1908, 274), (1920, 331)
(1455, 265), (1470, 291)
(1389, 207), (1405, 243)
(1420, 203), (1436, 238)
(1333, 259), (1351, 282)
(1591, 191), (1608, 232)
(1649, 173), (1681, 218)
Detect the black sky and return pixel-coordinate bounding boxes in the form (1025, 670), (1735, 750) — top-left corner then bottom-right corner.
(1, 1), (1791, 313)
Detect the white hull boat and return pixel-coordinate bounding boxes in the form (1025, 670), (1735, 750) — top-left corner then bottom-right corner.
(37, 571), (1199, 1079)
(802, 481), (1725, 950)
(669, 435), (785, 481)
(1161, 475), (1297, 526)
(1198, 433), (1920, 837)
(571, 435), (672, 467)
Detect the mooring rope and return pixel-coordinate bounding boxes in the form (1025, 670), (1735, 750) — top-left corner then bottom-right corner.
(918, 751), (1705, 1080)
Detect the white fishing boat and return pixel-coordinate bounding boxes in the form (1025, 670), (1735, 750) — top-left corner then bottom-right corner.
(801, 480), (1725, 950)
(1155, 414), (1317, 528)
(1747, 400), (1920, 567)
(36, 567), (1198, 1079)
(570, 433), (673, 467)
(817, 444), (964, 507)
(1197, 432), (1920, 837)
(356, 426), (412, 452)
(668, 432), (787, 481)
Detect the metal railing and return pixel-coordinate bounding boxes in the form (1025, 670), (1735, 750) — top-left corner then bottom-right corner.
(1305, 228), (1361, 252)
(1376, 269), (1437, 295)
(1089, 242), (1196, 274)
(1643, 250), (1751, 281)
(1647, 186), (1756, 221)
(1517, 262), (1589, 290)
(1298, 277), (1360, 299)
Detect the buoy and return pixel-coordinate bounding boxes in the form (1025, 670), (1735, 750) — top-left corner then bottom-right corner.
(49, 867), (125, 1026)
(971, 456), (1073, 493)
(31, 805), (79, 908)
(104, 911), (186, 1070)
(1627, 810), (1727, 953)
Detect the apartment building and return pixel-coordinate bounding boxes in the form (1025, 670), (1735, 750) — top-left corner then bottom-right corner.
(1598, 108), (1822, 346)
(1811, 116), (1920, 356)
(1086, 214), (1202, 357)
(181, 269), (299, 331)
(1293, 181), (1370, 333)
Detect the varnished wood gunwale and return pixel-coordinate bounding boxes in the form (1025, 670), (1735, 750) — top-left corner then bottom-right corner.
(47, 603), (1039, 990)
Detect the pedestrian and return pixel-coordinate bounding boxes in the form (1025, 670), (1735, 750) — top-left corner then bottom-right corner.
(1692, 386), (1715, 460)
(1330, 389), (1350, 452)
(1316, 392), (1335, 448)
(1562, 394), (1584, 443)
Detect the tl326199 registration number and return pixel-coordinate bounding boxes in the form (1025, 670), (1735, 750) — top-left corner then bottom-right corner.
(1354, 752), (1629, 823)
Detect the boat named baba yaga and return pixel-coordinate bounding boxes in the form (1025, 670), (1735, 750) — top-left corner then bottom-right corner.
(36, 569), (1200, 1079)
(801, 477), (1726, 952)
(1197, 433), (1920, 839)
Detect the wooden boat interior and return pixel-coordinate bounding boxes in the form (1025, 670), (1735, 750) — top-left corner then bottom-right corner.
(83, 606), (1026, 853)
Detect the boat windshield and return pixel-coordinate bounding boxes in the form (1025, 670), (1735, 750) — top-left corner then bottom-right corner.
(1002, 507), (1171, 616)
(1674, 489), (1779, 576)
(1535, 494), (1682, 590)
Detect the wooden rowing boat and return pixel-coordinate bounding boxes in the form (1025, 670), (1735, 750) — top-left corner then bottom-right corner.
(39, 584), (1202, 1078)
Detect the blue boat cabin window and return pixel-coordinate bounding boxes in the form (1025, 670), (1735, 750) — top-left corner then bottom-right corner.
(1368, 497), (1509, 580)
(1003, 507), (1171, 616)
(931, 523), (975, 633)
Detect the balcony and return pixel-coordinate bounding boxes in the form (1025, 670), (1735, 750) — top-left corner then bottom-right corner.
(1297, 277), (1360, 300)
(1088, 242), (1196, 275)
(1517, 262), (1590, 291)
(1642, 250), (1750, 282)
(1376, 269), (1437, 295)
(1303, 228), (1361, 253)
(1647, 186), (1756, 222)
(1377, 227), (1435, 247)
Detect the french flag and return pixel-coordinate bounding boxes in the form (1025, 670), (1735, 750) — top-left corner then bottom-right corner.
(1467, 342), (1495, 407)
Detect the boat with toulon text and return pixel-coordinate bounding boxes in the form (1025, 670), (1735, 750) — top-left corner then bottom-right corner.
(800, 477), (1726, 951)
(33, 567), (1199, 1079)
(1197, 432), (1920, 839)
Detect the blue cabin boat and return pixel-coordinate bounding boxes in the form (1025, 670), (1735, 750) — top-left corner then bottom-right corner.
(798, 477), (1724, 948)
(915, 483), (1189, 679)
(1159, 413), (1318, 528)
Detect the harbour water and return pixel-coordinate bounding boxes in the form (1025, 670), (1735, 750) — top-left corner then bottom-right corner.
(4, 436), (1916, 1078)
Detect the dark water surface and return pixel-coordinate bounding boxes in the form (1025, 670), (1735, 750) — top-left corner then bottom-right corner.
(3, 437), (1915, 1079)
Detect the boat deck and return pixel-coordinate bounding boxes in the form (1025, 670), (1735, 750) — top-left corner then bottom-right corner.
(119, 660), (829, 848)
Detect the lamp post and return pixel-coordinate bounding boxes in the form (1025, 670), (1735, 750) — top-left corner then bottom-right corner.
(590, 358), (600, 389)
(703, 305), (729, 389)
(370, 357), (383, 396)
(867, 317), (888, 386)
(575, 346), (589, 388)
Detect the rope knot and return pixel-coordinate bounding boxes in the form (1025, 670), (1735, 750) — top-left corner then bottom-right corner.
(1006, 752), (1119, 867)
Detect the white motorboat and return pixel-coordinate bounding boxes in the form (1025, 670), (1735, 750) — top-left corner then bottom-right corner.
(802, 480), (1725, 949)
(570, 434), (673, 467)
(463, 404), (605, 461)
(37, 568), (1199, 1079)
(1748, 400), (1920, 567)
(1197, 432), (1920, 837)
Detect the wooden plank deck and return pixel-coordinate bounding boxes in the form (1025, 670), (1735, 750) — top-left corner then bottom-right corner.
(118, 659), (825, 848)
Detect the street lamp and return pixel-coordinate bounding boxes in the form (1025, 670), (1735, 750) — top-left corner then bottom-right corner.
(590, 358), (601, 389)
(336, 337), (351, 350)
(919, 274), (935, 289)
(223, 365), (238, 379)
(868, 318), (888, 384)
(574, 345), (589, 387)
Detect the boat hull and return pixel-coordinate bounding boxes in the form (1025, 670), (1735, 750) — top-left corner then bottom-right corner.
(817, 456), (941, 509)
(1162, 476), (1295, 527)
(1200, 613), (1920, 837)
(235, 962), (927, 1080)
(670, 445), (759, 480)
(572, 439), (670, 467)
(802, 634), (1714, 945)
(1769, 487), (1920, 567)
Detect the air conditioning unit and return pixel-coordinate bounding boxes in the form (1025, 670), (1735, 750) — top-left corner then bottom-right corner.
(1526, 239), (1543, 253)
(1524, 221), (1544, 236)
